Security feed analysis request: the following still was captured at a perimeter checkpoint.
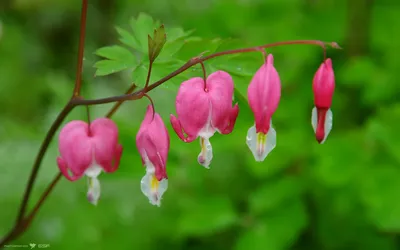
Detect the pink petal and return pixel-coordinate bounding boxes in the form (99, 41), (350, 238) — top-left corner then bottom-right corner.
(313, 58), (335, 108)
(207, 71), (238, 132)
(247, 54), (281, 134)
(58, 121), (93, 178)
(174, 77), (211, 139)
(90, 118), (122, 172)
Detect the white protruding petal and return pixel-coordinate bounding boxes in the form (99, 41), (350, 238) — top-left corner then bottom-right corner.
(87, 177), (101, 206)
(322, 108), (333, 144)
(311, 107), (333, 144)
(85, 164), (102, 206)
(197, 137), (213, 168)
(140, 170), (168, 207)
(246, 121), (276, 162)
(311, 106), (317, 133)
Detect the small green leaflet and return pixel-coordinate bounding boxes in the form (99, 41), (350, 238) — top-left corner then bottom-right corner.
(94, 12), (194, 82)
(148, 25), (167, 63)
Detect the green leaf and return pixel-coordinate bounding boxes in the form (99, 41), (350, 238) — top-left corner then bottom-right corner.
(115, 26), (141, 50)
(157, 36), (187, 62)
(95, 45), (135, 62)
(94, 46), (137, 76)
(177, 195), (238, 236)
(148, 25), (167, 62)
(235, 199), (308, 250)
(164, 27), (194, 42)
(175, 38), (223, 61)
(130, 13), (157, 52)
(94, 60), (131, 76)
(248, 176), (304, 215)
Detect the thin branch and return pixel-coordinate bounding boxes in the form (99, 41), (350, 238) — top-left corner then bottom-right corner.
(24, 173), (63, 227)
(72, 40), (341, 106)
(106, 83), (137, 118)
(13, 0), (89, 235)
(72, 0), (88, 97)
(15, 103), (74, 224)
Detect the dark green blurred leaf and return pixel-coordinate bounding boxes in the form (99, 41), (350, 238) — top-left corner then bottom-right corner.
(249, 176), (304, 215)
(358, 165), (400, 231)
(235, 199), (308, 250)
(178, 196), (238, 236)
(366, 104), (400, 164)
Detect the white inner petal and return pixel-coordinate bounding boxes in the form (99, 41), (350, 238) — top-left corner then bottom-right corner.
(140, 151), (168, 207)
(322, 109), (333, 144)
(311, 107), (317, 133)
(311, 107), (333, 144)
(87, 176), (101, 206)
(198, 99), (215, 138)
(246, 121), (276, 162)
(85, 162), (103, 206)
(197, 137), (213, 168)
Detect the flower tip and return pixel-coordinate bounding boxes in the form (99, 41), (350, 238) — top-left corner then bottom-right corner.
(266, 53), (274, 64)
(316, 135), (324, 144)
(87, 193), (99, 206)
(197, 155), (211, 169)
(324, 58), (333, 68)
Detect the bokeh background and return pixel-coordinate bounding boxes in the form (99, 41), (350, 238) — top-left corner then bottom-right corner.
(1, 0), (400, 249)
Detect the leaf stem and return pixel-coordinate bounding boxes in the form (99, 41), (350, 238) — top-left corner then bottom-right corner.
(200, 62), (207, 91)
(144, 61), (154, 89)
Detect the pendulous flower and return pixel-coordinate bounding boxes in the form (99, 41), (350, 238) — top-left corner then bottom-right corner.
(170, 71), (239, 168)
(311, 58), (335, 144)
(57, 118), (123, 205)
(246, 54), (281, 162)
(136, 105), (170, 207)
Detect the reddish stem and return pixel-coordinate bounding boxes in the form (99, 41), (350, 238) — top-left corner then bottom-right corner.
(72, 0), (88, 97)
(72, 40), (340, 106)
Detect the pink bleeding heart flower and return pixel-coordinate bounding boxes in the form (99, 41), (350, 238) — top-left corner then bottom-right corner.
(170, 71), (239, 168)
(311, 58), (335, 144)
(57, 118), (123, 205)
(246, 54), (281, 161)
(136, 105), (170, 207)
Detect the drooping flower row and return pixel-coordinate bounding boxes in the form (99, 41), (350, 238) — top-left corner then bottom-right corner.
(56, 54), (335, 206)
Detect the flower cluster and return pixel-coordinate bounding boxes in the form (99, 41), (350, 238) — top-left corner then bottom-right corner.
(56, 54), (335, 206)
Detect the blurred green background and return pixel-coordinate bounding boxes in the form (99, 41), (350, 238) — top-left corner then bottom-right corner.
(1, 0), (400, 249)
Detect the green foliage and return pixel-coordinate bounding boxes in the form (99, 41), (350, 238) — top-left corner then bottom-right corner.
(94, 13), (261, 91)
(94, 13), (195, 87)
